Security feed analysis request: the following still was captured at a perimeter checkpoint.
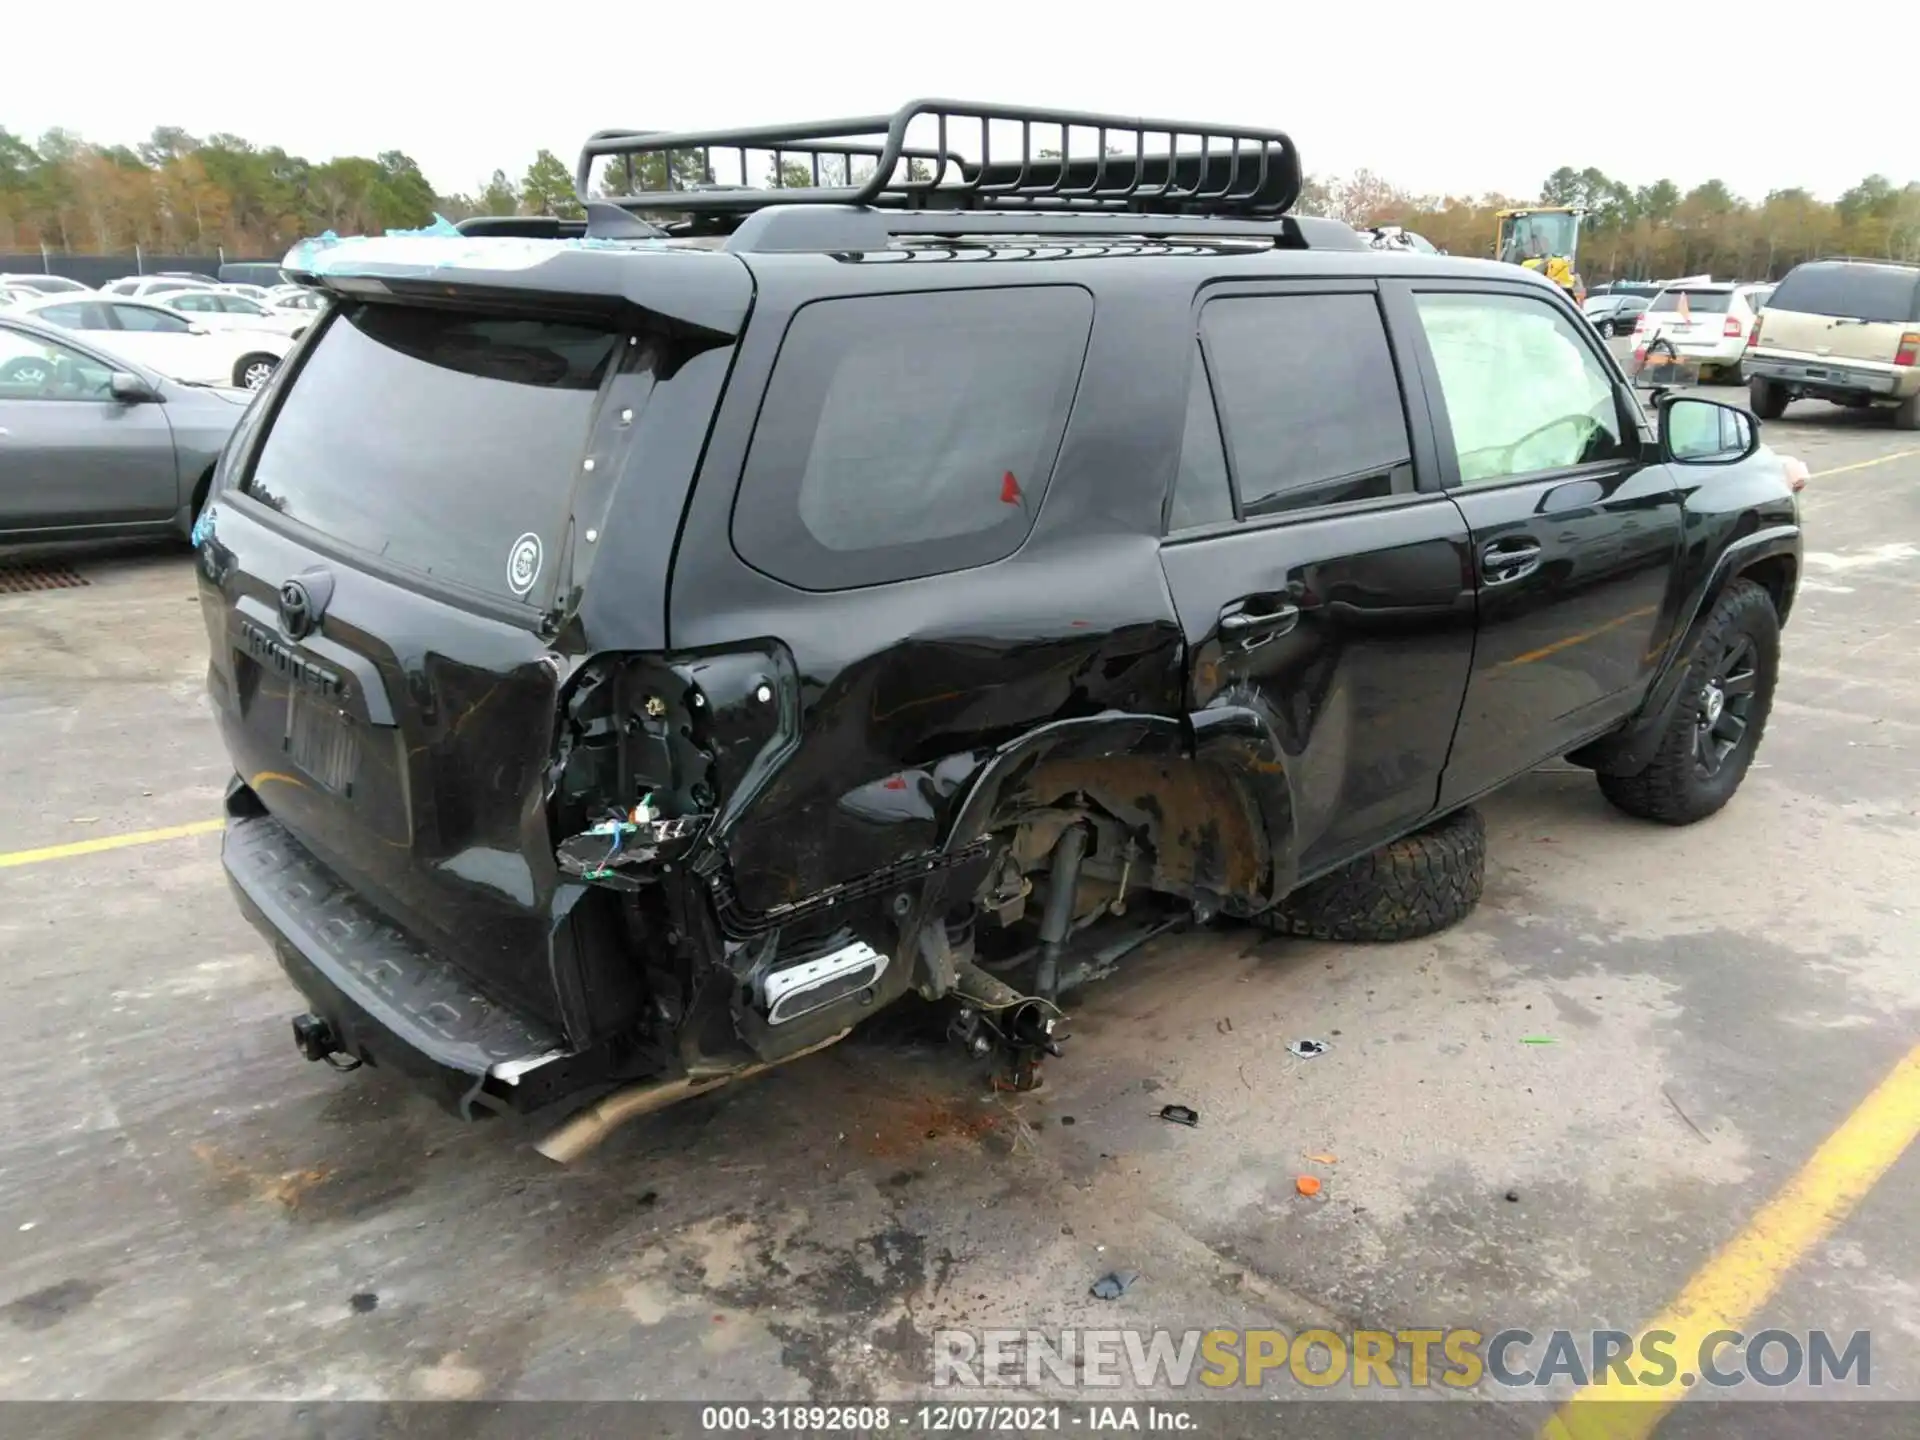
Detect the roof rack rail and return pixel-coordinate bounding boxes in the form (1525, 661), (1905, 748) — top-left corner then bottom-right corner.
(578, 99), (1302, 221)
(722, 206), (1365, 254)
(1806, 254), (1920, 268)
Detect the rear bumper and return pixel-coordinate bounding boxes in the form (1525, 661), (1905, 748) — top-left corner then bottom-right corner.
(223, 810), (585, 1117)
(1748, 354), (1910, 398)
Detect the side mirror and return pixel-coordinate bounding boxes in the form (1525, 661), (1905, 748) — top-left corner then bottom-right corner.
(109, 371), (160, 404)
(1660, 394), (1759, 465)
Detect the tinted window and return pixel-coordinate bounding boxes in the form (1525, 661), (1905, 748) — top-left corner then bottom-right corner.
(1653, 289), (1733, 314)
(111, 304), (191, 333)
(733, 287), (1092, 590)
(246, 304), (621, 604)
(169, 292), (216, 311)
(1167, 351), (1233, 531)
(1200, 293), (1411, 517)
(221, 295), (268, 315)
(1415, 291), (1630, 487)
(1769, 263), (1920, 324)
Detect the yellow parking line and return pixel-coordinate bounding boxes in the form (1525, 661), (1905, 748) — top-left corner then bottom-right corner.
(1542, 1041), (1920, 1440)
(1810, 448), (1920, 480)
(0, 817), (223, 870)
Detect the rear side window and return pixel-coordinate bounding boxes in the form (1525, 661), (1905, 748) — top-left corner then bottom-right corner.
(35, 302), (95, 328)
(732, 287), (1092, 590)
(1769, 263), (1920, 324)
(1199, 292), (1412, 517)
(1167, 350), (1234, 531)
(245, 303), (621, 604)
(111, 304), (190, 333)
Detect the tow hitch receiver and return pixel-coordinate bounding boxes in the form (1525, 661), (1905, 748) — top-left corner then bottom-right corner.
(291, 1012), (360, 1071)
(292, 1012), (338, 1062)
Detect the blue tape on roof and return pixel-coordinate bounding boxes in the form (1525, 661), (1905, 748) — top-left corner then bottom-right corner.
(282, 215), (671, 279)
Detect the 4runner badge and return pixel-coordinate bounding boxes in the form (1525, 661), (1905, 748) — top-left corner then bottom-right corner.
(507, 533), (543, 596)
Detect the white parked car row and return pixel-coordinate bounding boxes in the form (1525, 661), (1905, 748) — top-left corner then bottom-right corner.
(0, 272), (329, 390)
(10, 295), (293, 390)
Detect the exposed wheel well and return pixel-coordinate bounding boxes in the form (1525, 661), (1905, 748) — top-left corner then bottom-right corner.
(1738, 553), (1797, 626)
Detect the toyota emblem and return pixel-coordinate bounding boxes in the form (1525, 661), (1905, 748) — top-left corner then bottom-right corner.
(278, 580), (315, 640)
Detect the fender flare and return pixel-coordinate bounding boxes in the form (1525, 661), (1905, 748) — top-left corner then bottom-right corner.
(1572, 523), (1799, 776)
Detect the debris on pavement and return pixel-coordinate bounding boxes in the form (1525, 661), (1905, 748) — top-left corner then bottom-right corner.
(349, 1292), (378, 1313)
(1158, 1104), (1199, 1127)
(1090, 1270), (1139, 1300)
(1295, 1176), (1322, 1197)
(1287, 1039), (1329, 1058)
(1520, 1036), (1558, 1045)
(1307, 1152), (1338, 1164)
(1504, 1190), (1520, 1203)
(1217, 1017), (1233, 1034)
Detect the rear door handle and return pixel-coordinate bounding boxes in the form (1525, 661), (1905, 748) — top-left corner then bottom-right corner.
(1481, 540), (1543, 584)
(1219, 604), (1300, 643)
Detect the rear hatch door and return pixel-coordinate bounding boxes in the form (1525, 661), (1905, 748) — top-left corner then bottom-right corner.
(203, 240), (750, 1041)
(1643, 288), (1733, 352)
(1762, 263), (1920, 364)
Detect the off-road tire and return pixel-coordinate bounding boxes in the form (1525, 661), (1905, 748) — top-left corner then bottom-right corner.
(1893, 391), (1920, 431)
(1749, 376), (1787, 420)
(1597, 579), (1778, 826)
(1257, 807), (1485, 943)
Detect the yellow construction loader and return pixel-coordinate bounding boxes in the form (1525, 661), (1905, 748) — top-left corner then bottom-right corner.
(1495, 207), (1586, 302)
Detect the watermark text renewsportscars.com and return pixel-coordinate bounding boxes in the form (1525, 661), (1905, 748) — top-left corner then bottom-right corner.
(933, 1327), (1872, 1392)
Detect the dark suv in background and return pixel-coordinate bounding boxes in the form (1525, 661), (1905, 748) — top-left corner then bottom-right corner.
(194, 102), (1802, 1154)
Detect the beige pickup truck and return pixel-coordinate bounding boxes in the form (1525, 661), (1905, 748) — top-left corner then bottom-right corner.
(1746, 259), (1920, 427)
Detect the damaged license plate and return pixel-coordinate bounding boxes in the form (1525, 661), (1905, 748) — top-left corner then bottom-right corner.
(286, 690), (359, 795)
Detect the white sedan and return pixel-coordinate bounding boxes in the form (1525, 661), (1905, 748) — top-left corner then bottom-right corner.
(263, 286), (329, 320)
(100, 275), (224, 301)
(18, 295), (292, 390)
(162, 287), (310, 338)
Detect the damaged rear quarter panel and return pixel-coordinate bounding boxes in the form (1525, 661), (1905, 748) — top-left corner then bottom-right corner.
(667, 252), (1207, 913)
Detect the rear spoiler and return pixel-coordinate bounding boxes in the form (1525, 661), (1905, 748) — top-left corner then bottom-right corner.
(278, 229), (749, 338)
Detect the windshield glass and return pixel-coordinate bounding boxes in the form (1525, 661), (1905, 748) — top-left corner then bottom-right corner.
(1499, 212), (1579, 264)
(245, 303), (622, 604)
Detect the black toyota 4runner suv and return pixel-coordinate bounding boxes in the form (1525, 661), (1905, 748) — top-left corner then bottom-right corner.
(196, 102), (1802, 1149)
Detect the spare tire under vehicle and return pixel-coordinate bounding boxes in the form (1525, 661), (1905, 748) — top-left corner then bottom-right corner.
(1256, 806), (1487, 943)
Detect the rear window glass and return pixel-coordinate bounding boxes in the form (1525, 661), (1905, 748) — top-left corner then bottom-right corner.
(732, 287), (1092, 591)
(1200, 292), (1412, 516)
(1653, 289), (1732, 313)
(1769, 264), (1920, 324)
(245, 303), (620, 604)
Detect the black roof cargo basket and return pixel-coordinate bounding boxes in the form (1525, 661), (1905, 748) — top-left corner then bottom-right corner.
(579, 99), (1304, 221)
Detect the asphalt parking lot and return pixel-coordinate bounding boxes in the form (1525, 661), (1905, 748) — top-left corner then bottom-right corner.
(2, 383), (1917, 1430)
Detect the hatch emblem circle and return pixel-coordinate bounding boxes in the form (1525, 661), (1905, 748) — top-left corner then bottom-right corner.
(507, 533), (543, 596)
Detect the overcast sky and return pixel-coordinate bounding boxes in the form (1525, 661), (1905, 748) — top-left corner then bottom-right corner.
(9, 5), (1909, 205)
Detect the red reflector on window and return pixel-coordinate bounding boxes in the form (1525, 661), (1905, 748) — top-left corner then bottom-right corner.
(1000, 471), (1023, 505)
